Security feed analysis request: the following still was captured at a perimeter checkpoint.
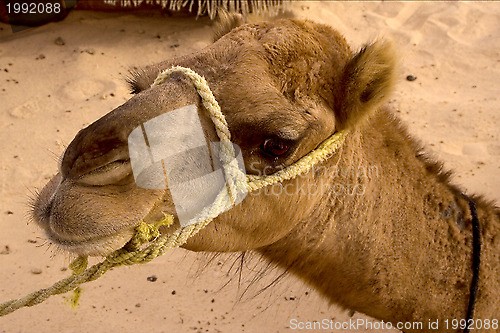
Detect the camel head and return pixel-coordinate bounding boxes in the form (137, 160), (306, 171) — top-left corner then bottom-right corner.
(32, 18), (396, 256)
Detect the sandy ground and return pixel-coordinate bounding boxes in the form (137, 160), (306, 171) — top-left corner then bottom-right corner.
(0, 1), (499, 332)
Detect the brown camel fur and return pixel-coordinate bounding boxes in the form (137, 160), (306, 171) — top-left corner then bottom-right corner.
(32, 17), (500, 332)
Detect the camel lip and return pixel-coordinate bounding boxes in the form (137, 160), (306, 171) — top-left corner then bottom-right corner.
(43, 226), (136, 257)
(31, 201), (138, 256)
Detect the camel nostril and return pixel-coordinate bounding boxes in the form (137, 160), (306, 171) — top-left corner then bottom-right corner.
(61, 135), (128, 178)
(77, 159), (133, 186)
(59, 108), (134, 180)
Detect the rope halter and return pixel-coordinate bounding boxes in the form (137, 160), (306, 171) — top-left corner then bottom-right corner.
(0, 66), (347, 317)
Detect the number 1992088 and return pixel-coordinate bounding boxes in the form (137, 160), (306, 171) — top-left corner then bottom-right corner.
(6, 2), (61, 15)
(444, 319), (498, 330)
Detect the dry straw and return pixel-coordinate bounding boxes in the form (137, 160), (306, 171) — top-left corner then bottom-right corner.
(102, 0), (289, 19)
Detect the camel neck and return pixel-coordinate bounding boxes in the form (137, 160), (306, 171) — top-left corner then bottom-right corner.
(258, 110), (500, 331)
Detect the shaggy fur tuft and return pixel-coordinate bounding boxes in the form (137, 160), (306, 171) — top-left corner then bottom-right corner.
(213, 11), (246, 42)
(126, 67), (160, 94)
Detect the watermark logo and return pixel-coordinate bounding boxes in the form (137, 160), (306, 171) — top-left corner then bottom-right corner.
(128, 104), (247, 227)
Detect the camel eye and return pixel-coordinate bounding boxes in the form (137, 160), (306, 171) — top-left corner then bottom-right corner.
(261, 138), (291, 157)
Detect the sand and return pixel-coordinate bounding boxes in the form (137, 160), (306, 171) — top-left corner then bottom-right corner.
(0, 1), (498, 332)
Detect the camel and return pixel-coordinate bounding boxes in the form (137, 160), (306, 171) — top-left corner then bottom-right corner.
(31, 16), (500, 332)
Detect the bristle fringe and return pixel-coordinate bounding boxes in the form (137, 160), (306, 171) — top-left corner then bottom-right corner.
(102, 0), (288, 19)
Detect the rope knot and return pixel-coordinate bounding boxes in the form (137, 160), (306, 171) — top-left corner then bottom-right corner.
(126, 214), (174, 250)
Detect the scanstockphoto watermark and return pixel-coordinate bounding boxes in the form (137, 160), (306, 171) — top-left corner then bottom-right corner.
(127, 104), (381, 224)
(128, 104), (247, 227)
(247, 164), (380, 199)
(247, 163), (379, 181)
(289, 318), (423, 331)
(289, 318), (500, 331)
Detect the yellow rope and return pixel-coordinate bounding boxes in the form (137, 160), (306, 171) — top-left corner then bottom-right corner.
(0, 66), (347, 317)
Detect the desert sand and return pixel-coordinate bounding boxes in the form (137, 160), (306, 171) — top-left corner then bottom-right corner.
(0, 1), (499, 332)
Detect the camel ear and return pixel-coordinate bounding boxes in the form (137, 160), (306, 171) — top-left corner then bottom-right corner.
(336, 40), (396, 130)
(213, 10), (246, 42)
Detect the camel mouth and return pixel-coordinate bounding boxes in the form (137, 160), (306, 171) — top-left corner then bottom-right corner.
(31, 172), (161, 257)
